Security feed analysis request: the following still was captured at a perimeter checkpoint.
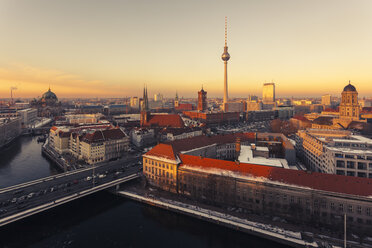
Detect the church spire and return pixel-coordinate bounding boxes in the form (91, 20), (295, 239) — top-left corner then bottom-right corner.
(142, 85), (149, 111)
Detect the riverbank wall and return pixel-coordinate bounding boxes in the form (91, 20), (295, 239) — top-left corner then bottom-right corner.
(116, 189), (319, 248)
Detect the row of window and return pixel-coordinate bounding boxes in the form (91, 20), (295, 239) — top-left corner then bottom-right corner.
(144, 166), (174, 179)
(144, 159), (174, 170)
(336, 170), (372, 178)
(180, 180), (372, 217)
(336, 160), (372, 170)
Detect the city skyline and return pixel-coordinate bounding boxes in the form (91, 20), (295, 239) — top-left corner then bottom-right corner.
(1, 0), (372, 98)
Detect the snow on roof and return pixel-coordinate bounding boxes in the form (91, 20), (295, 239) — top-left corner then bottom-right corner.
(238, 145), (286, 168)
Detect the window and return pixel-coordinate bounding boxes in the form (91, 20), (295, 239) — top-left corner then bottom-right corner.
(336, 170), (345, 175)
(348, 205), (353, 213)
(347, 171), (355, 177)
(335, 153), (343, 158)
(357, 172), (367, 178)
(358, 162), (366, 170)
(357, 206), (362, 214)
(347, 161), (355, 169)
(336, 160), (345, 168)
(339, 204), (344, 212)
(367, 208), (371, 216)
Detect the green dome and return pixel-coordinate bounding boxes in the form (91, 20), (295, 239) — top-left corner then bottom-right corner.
(42, 88), (58, 101)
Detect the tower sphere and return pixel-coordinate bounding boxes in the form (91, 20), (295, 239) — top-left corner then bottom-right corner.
(221, 49), (230, 61)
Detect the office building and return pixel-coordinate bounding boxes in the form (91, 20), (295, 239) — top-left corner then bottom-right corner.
(262, 83), (275, 103)
(296, 129), (372, 178)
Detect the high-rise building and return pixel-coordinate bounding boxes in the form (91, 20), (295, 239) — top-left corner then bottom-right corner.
(130, 97), (139, 109)
(154, 93), (163, 102)
(197, 87), (207, 112)
(321, 94), (331, 106)
(262, 83), (275, 103)
(221, 17), (230, 112)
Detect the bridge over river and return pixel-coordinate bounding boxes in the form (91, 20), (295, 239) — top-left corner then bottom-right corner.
(0, 157), (141, 227)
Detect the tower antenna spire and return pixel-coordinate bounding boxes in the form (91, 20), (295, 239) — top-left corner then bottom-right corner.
(225, 16), (227, 46)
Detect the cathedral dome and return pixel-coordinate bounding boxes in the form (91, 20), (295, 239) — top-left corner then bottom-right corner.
(343, 82), (356, 92)
(42, 88), (58, 101)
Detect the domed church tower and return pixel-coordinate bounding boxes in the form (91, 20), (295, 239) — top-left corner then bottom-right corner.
(336, 81), (360, 127)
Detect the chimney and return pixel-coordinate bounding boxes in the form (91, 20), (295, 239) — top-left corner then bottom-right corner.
(251, 143), (256, 150)
(235, 137), (241, 153)
(235, 137), (241, 160)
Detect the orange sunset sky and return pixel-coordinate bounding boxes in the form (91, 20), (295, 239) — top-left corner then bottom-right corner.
(1, 0), (372, 98)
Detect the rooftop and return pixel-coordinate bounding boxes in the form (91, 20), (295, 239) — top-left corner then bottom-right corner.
(238, 145), (288, 168)
(179, 154), (372, 197)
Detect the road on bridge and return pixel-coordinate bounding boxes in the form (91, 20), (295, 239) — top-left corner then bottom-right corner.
(0, 156), (142, 222)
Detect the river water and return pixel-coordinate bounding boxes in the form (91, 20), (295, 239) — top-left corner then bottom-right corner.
(0, 136), (286, 248)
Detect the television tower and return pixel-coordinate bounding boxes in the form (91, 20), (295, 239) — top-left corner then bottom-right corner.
(221, 17), (230, 112)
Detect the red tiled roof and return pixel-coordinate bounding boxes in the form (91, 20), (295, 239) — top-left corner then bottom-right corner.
(145, 143), (177, 161)
(145, 133), (256, 160)
(175, 103), (194, 111)
(82, 128), (126, 143)
(146, 114), (184, 128)
(179, 154), (372, 197)
(51, 126), (58, 131)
